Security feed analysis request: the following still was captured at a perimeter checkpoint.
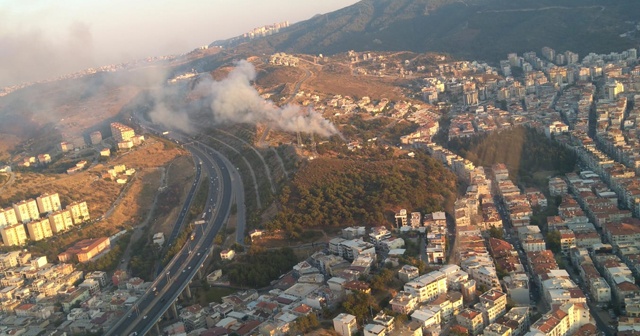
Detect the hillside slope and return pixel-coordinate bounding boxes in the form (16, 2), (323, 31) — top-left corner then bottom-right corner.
(245, 0), (640, 61)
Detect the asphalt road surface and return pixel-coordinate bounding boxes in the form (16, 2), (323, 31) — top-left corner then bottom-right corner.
(106, 138), (233, 336)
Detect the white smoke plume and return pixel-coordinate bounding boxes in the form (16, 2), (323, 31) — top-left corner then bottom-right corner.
(201, 60), (338, 137)
(148, 101), (193, 134)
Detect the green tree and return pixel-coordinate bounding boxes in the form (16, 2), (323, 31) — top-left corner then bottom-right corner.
(294, 314), (320, 333)
(342, 292), (379, 324)
(546, 230), (561, 254)
(489, 226), (504, 240)
(370, 269), (395, 292)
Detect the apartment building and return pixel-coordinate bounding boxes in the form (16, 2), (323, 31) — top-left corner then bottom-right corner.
(390, 291), (418, 315)
(395, 209), (408, 227)
(476, 289), (508, 326)
(334, 313), (357, 336)
(589, 278), (612, 304)
(403, 270), (448, 303)
(36, 193), (61, 214)
(528, 303), (591, 336)
(456, 308), (484, 336)
(89, 131), (102, 145)
(0, 223), (28, 246)
(25, 219), (53, 241)
(549, 177), (568, 196)
(67, 201), (90, 225)
(110, 122), (135, 142)
(603, 218), (640, 249)
(0, 208), (18, 227)
(12, 199), (39, 223)
(48, 209), (75, 234)
(496, 307), (530, 336)
(398, 265), (420, 283)
(484, 323), (512, 336)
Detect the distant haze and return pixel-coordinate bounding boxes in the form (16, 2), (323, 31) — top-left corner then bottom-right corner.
(0, 0), (358, 88)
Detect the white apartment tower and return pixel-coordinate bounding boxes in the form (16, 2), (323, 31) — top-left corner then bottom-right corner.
(36, 193), (61, 214)
(0, 223), (28, 246)
(13, 199), (39, 223)
(67, 201), (90, 225)
(0, 208), (19, 227)
(110, 122), (135, 142)
(48, 209), (74, 233)
(26, 219), (53, 241)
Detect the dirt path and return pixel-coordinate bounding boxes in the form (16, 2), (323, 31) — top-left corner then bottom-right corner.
(203, 134), (262, 209)
(258, 65), (314, 147)
(270, 147), (289, 179)
(0, 172), (15, 192)
(117, 167), (167, 270)
(215, 128), (277, 193)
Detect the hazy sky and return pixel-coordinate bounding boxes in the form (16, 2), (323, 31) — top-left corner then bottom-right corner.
(0, 0), (358, 87)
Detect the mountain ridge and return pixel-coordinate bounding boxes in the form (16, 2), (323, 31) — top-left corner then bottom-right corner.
(220, 0), (640, 62)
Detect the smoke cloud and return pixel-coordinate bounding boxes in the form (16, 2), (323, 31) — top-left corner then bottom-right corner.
(148, 101), (194, 134)
(202, 60), (338, 137)
(148, 60), (338, 137)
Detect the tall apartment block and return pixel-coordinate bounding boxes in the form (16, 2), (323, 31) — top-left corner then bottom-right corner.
(67, 202), (90, 225)
(13, 199), (39, 223)
(110, 122), (135, 142)
(0, 223), (28, 246)
(36, 193), (62, 214)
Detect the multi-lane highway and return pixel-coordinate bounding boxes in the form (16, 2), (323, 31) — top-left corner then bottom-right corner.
(106, 137), (234, 336)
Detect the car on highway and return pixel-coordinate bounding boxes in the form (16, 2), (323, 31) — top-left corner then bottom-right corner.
(143, 315), (147, 320)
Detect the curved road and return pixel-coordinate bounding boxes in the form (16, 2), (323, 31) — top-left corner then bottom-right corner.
(203, 135), (262, 209)
(194, 141), (247, 246)
(106, 140), (233, 336)
(214, 129), (277, 194)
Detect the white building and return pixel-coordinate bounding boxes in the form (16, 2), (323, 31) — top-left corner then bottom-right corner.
(404, 270), (447, 303)
(334, 313), (357, 336)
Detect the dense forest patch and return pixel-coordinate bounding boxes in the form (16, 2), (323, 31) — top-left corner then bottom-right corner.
(265, 153), (457, 237)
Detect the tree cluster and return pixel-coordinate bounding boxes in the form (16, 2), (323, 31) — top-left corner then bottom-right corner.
(266, 153), (456, 238)
(546, 230), (561, 254)
(370, 269), (399, 292)
(342, 291), (380, 325)
(293, 314), (320, 334)
(224, 247), (298, 288)
(448, 126), (576, 187)
(130, 235), (160, 280)
(163, 226), (193, 265)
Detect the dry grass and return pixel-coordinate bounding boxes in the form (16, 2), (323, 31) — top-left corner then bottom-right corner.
(304, 65), (406, 101)
(0, 139), (189, 239)
(54, 86), (141, 138)
(255, 65), (306, 92)
(105, 169), (163, 228)
(149, 155), (196, 238)
(0, 133), (20, 161)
